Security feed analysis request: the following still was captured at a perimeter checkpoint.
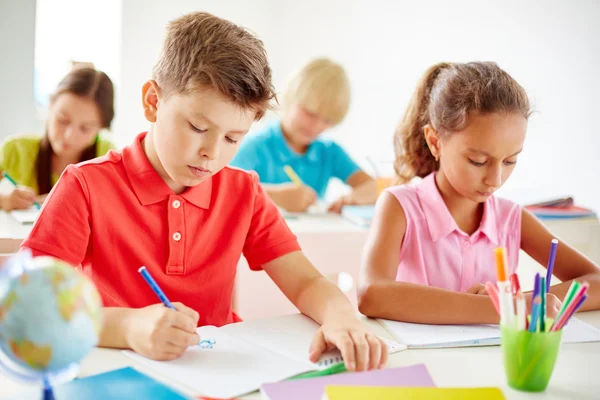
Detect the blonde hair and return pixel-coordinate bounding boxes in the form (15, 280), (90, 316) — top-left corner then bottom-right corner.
(153, 12), (275, 119)
(394, 61), (532, 184)
(283, 58), (350, 125)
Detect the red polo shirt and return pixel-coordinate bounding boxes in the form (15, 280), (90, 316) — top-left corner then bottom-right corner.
(22, 132), (301, 326)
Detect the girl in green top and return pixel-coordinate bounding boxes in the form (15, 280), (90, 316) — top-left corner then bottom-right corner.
(0, 67), (115, 211)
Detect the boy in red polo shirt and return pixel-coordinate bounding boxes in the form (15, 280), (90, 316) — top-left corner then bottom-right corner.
(22, 12), (387, 371)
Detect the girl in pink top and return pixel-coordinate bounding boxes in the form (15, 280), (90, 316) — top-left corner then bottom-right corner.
(359, 62), (600, 324)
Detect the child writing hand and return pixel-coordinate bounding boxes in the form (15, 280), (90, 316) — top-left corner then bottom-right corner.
(358, 62), (600, 325)
(0, 67), (115, 211)
(22, 12), (387, 371)
(230, 58), (376, 214)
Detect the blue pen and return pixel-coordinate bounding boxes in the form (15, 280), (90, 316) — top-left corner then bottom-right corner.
(138, 266), (209, 347)
(2, 172), (41, 210)
(529, 296), (542, 333)
(138, 266), (175, 309)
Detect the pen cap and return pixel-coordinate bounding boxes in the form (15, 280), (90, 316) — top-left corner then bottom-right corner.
(494, 247), (508, 282)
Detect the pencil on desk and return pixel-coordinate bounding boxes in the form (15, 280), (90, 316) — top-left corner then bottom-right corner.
(283, 165), (303, 185)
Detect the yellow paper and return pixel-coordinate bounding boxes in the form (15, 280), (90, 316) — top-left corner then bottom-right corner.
(324, 386), (505, 400)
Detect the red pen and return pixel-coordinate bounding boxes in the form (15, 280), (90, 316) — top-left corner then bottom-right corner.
(510, 273), (521, 296)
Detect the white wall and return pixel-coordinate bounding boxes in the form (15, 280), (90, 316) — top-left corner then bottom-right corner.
(34, 0), (121, 110)
(117, 0), (276, 148)
(0, 0), (39, 140)
(118, 0), (600, 211)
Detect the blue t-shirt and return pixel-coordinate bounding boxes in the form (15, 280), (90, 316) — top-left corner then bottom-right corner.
(230, 120), (361, 198)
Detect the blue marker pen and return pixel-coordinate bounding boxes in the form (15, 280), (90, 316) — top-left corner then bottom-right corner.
(138, 266), (175, 309)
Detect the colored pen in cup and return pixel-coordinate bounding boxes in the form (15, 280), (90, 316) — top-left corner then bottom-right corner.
(494, 247), (514, 327)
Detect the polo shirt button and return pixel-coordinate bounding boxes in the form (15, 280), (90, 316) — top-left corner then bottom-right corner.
(463, 240), (470, 248)
(173, 232), (182, 241)
(172, 200), (181, 209)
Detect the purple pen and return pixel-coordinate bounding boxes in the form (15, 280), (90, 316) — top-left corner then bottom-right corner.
(545, 239), (558, 292)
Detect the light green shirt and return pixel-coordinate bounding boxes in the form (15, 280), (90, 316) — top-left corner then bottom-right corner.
(0, 134), (115, 194)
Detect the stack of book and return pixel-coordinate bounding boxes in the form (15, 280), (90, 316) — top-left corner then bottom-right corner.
(524, 197), (596, 219)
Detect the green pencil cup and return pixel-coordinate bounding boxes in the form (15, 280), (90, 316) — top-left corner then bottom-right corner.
(501, 320), (562, 392)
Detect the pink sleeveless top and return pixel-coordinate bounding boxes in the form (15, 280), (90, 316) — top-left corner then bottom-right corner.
(386, 173), (521, 292)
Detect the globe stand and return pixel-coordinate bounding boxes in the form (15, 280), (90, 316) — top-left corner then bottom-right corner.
(43, 376), (56, 400)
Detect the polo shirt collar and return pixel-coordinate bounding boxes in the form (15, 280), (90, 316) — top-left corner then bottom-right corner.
(122, 132), (212, 209)
(417, 172), (498, 244)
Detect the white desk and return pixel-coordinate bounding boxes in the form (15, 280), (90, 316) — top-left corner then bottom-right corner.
(0, 211), (31, 241)
(1, 311), (599, 399)
(0, 212), (31, 254)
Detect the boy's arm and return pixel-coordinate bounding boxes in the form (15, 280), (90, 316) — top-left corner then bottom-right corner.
(263, 251), (388, 371)
(328, 170), (377, 213)
(328, 143), (376, 212)
(358, 192), (499, 324)
(244, 175), (386, 371)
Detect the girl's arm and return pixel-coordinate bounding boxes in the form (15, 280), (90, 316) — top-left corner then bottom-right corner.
(521, 208), (600, 311)
(358, 192), (498, 324)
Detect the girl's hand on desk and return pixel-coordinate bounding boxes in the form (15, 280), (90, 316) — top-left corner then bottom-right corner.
(125, 302), (200, 361)
(524, 292), (562, 319)
(308, 314), (388, 372)
(466, 284), (562, 319)
(0, 186), (36, 211)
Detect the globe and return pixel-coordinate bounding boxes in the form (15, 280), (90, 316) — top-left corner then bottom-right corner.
(0, 251), (102, 388)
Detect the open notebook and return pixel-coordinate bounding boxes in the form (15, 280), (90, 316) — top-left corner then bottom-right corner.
(377, 317), (600, 348)
(10, 206), (39, 224)
(123, 314), (406, 398)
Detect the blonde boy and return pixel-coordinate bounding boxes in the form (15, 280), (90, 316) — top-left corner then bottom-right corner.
(231, 58), (376, 213)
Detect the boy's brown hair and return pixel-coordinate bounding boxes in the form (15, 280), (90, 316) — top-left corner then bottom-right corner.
(153, 12), (275, 119)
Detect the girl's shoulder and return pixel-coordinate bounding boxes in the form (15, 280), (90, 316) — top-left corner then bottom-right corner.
(0, 134), (42, 164)
(96, 133), (116, 156)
